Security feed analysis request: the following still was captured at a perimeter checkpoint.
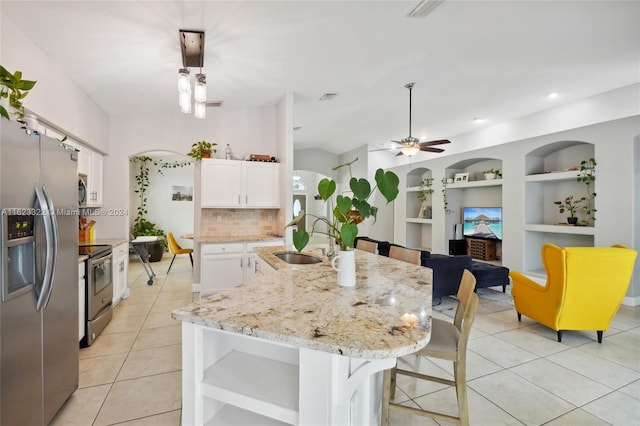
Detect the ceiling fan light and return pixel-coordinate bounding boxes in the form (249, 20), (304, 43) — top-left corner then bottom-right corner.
(178, 68), (190, 93)
(194, 73), (207, 102)
(194, 101), (206, 119)
(400, 146), (420, 156)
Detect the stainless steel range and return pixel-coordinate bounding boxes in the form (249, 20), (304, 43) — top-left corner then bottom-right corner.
(79, 244), (113, 347)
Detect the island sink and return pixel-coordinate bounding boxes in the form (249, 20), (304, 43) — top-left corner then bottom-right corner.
(274, 252), (322, 264)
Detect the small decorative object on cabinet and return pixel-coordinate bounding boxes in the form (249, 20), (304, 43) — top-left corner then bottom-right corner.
(187, 140), (217, 160)
(468, 238), (496, 261)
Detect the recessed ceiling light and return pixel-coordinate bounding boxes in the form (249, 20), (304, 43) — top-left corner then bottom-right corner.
(473, 117), (486, 123)
(547, 92), (559, 99)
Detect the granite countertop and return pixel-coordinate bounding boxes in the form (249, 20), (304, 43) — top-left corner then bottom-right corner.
(172, 246), (433, 359)
(196, 234), (284, 244)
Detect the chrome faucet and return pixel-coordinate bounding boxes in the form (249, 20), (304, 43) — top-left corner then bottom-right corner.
(321, 236), (336, 260)
(326, 236), (335, 260)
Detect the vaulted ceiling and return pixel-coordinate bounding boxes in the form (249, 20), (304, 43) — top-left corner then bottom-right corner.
(2, 1), (638, 155)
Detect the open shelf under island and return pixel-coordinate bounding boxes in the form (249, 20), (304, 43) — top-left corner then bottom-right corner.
(172, 246), (434, 426)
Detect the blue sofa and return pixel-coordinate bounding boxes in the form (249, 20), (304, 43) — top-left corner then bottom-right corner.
(355, 237), (509, 298)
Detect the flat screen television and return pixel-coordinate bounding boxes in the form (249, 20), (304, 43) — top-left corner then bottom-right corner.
(463, 207), (502, 240)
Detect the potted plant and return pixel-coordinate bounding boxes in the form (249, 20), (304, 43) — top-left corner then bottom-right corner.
(483, 168), (501, 180)
(187, 140), (217, 160)
(0, 65), (37, 121)
(287, 157), (399, 252)
(417, 178), (433, 219)
(554, 195), (585, 224)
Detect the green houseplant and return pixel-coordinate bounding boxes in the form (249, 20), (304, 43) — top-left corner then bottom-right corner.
(287, 158), (399, 252)
(483, 168), (500, 179)
(554, 195), (584, 224)
(577, 158), (596, 225)
(417, 177), (434, 203)
(0, 65), (37, 121)
(187, 140), (217, 160)
(130, 156), (167, 260)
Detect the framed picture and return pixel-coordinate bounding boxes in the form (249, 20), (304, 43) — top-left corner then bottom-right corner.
(454, 172), (469, 183)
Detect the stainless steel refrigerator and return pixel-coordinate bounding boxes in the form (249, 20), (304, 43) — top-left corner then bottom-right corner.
(0, 120), (79, 425)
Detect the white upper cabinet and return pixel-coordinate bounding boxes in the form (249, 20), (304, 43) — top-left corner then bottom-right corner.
(201, 159), (280, 208)
(78, 147), (104, 207)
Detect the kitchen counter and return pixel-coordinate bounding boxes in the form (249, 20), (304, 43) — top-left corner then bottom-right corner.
(173, 246), (433, 425)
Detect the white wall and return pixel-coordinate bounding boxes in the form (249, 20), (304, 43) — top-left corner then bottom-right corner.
(294, 148), (340, 181)
(0, 13), (109, 152)
(100, 106), (277, 239)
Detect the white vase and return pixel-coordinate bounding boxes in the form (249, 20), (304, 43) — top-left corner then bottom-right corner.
(331, 250), (356, 287)
(484, 173), (496, 180)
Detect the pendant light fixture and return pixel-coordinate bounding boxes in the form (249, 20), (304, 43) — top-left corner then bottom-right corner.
(178, 30), (206, 119)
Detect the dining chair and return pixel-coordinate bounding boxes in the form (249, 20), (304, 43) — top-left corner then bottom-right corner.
(382, 269), (478, 426)
(356, 239), (378, 254)
(389, 245), (421, 265)
(166, 232), (194, 274)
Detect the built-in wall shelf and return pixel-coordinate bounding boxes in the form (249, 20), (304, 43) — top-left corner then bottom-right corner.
(446, 179), (503, 189)
(206, 405), (290, 426)
(524, 224), (595, 235)
(524, 170), (579, 183)
(405, 186), (422, 192)
(406, 218), (432, 224)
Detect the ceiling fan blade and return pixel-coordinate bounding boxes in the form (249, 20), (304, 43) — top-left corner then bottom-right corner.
(419, 139), (451, 147)
(420, 146), (445, 153)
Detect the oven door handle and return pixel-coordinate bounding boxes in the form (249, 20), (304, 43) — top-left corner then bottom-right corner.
(34, 184), (54, 312)
(40, 184), (58, 310)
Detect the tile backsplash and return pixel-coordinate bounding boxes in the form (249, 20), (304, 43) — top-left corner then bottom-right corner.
(201, 209), (280, 238)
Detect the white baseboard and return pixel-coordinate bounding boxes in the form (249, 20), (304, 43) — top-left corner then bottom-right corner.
(192, 283), (200, 293)
(622, 295), (639, 307)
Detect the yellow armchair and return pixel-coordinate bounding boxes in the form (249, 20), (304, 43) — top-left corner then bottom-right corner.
(510, 243), (637, 343)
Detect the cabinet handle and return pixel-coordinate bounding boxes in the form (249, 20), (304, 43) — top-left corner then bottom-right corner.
(245, 195), (248, 204)
(247, 258), (251, 267)
(254, 261), (258, 274)
(240, 258), (243, 268)
(238, 195), (241, 204)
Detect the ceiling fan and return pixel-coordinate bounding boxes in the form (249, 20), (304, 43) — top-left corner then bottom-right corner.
(372, 83), (451, 157)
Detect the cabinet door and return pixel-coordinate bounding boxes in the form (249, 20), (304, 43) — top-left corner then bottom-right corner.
(78, 149), (91, 176)
(90, 152), (103, 206)
(244, 162), (280, 208)
(200, 254), (244, 295)
(201, 159), (243, 207)
(111, 243), (129, 305)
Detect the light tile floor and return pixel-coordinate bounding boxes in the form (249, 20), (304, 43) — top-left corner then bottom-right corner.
(51, 255), (640, 425)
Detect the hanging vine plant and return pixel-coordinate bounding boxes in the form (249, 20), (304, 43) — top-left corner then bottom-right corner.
(576, 157), (596, 225)
(441, 177), (454, 214)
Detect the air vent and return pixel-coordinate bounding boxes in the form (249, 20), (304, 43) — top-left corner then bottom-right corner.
(319, 93), (337, 101)
(408, 0), (445, 17)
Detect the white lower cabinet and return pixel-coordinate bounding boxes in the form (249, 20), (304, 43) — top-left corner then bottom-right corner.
(181, 323), (393, 425)
(201, 240), (283, 295)
(78, 260), (85, 342)
(112, 242), (129, 305)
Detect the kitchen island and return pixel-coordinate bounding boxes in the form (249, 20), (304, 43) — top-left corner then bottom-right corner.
(172, 246), (433, 426)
